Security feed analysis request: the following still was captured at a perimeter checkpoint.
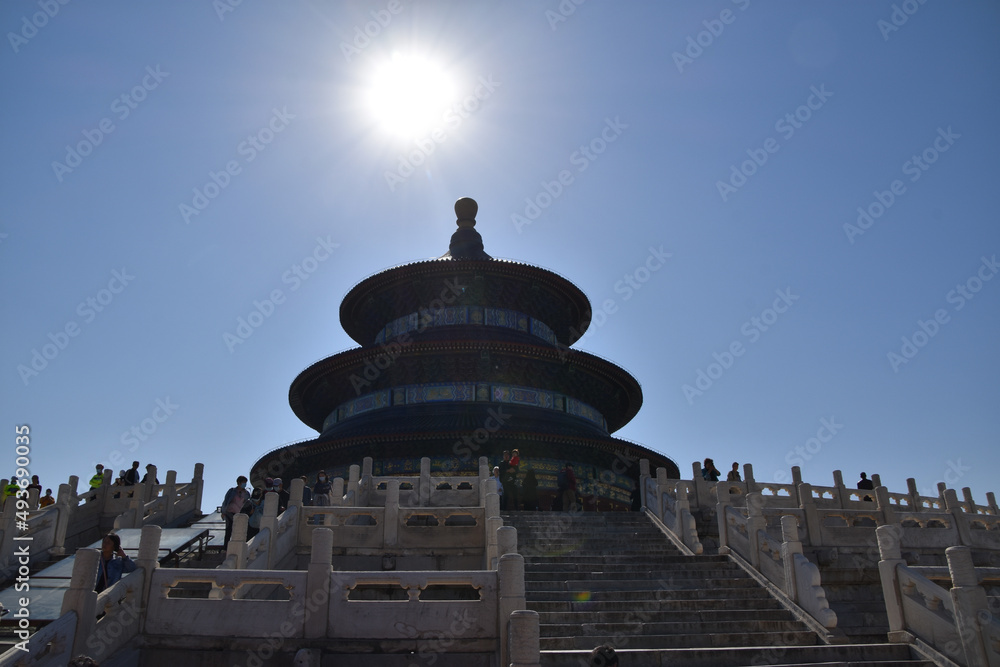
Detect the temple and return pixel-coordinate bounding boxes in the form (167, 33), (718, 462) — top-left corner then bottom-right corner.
(253, 197), (679, 510)
(1, 199), (998, 667)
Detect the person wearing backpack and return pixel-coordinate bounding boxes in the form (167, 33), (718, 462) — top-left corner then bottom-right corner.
(221, 475), (250, 547)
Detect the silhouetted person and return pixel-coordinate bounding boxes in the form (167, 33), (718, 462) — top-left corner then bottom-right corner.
(857, 472), (874, 501)
(591, 644), (618, 666)
(701, 458), (720, 482)
(727, 462), (741, 482)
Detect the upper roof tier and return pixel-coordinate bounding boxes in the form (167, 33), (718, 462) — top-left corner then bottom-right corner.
(339, 198), (594, 347)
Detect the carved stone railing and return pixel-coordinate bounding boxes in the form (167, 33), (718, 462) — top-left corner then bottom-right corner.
(640, 464), (702, 555)
(878, 525), (1000, 666)
(717, 490), (837, 630)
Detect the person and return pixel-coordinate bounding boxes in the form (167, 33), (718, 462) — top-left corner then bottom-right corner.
(500, 450), (519, 511)
(140, 464), (159, 485)
(27, 474), (42, 499)
(272, 478), (290, 513)
(95, 532), (136, 593)
(313, 470), (332, 506)
(857, 472), (874, 501)
(242, 487), (264, 540)
(727, 462), (741, 482)
(88, 464), (105, 497)
(123, 461), (140, 486)
(68, 656), (99, 667)
(299, 476), (313, 506)
(590, 643), (618, 666)
(491, 466), (504, 504)
(701, 458), (720, 482)
(221, 476), (250, 547)
(2, 475), (18, 505)
(510, 449), (520, 467)
(39, 488), (55, 508)
(521, 467), (539, 511)
(558, 463), (577, 512)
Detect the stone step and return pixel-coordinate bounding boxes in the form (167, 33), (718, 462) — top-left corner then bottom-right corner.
(538, 643), (931, 666)
(524, 567), (746, 580)
(536, 609), (796, 624)
(526, 577), (762, 592)
(540, 618), (808, 637)
(526, 587), (778, 602)
(524, 554), (731, 565)
(539, 629), (820, 650)
(529, 597), (787, 613)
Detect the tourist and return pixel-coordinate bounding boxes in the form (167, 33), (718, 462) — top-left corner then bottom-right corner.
(521, 466), (539, 511)
(27, 474), (43, 501)
(500, 450), (519, 511)
(243, 487), (264, 541)
(558, 463), (577, 512)
(123, 461), (141, 486)
(94, 532), (136, 593)
(857, 472), (874, 501)
(510, 449), (520, 467)
(491, 466), (504, 503)
(88, 464), (105, 498)
(727, 462), (741, 482)
(221, 476), (250, 547)
(39, 488), (55, 508)
(590, 644), (618, 666)
(140, 463), (159, 485)
(313, 470), (332, 506)
(701, 458), (720, 482)
(300, 476), (313, 506)
(68, 656), (99, 667)
(2, 475), (19, 505)
(272, 477), (290, 513)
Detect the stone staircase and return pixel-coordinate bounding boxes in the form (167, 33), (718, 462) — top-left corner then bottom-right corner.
(503, 511), (933, 666)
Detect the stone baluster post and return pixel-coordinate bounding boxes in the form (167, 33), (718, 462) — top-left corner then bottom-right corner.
(654, 467), (667, 520)
(127, 483), (145, 528)
(163, 470), (177, 524)
(875, 486), (897, 526)
(791, 466), (803, 505)
(674, 482), (693, 546)
(304, 527), (333, 639)
(690, 461), (706, 509)
(481, 478), (494, 510)
(0, 496), (15, 565)
(871, 474), (882, 489)
(937, 482), (948, 510)
(497, 525), (517, 557)
(779, 515), (801, 601)
(137, 524), (162, 632)
(226, 513), (248, 569)
(746, 492), (765, 569)
(716, 482), (731, 554)
(509, 609), (541, 667)
(478, 456), (490, 506)
(485, 492), (501, 569)
(61, 548), (99, 657)
(192, 463), (205, 514)
(332, 478), (344, 506)
(904, 478), (920, 512)
(384, 480), (400, 548)
(498, 553), (526, 667)
(361, 457), (373, 506)
(946, 546), (991, 667)
(289, 477), (304, 512)
(987, 492), (998, 515)
(798, 482), (822, 547)
(944, 488), (973, 547)
(51, 482), (73, 555)
(144, 466), (158, 503)
(831, 470), (847, 508)
(27, 486), (40, 510)
(743, 463), (756, 496)
(259, 492), (279, 568)
(961, 487), (977, 514)
(346, 465), (360, 506)
(419, 457), (432, 507)
(876, 524), (907, 639)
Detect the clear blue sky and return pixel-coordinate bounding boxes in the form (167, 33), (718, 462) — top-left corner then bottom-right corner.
(2, 1), (998, 511)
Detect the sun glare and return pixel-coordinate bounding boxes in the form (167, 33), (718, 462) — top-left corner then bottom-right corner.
(366, 53), (457, 139)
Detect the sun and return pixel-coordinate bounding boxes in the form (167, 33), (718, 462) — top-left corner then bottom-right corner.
(365, 53), (457, 140)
